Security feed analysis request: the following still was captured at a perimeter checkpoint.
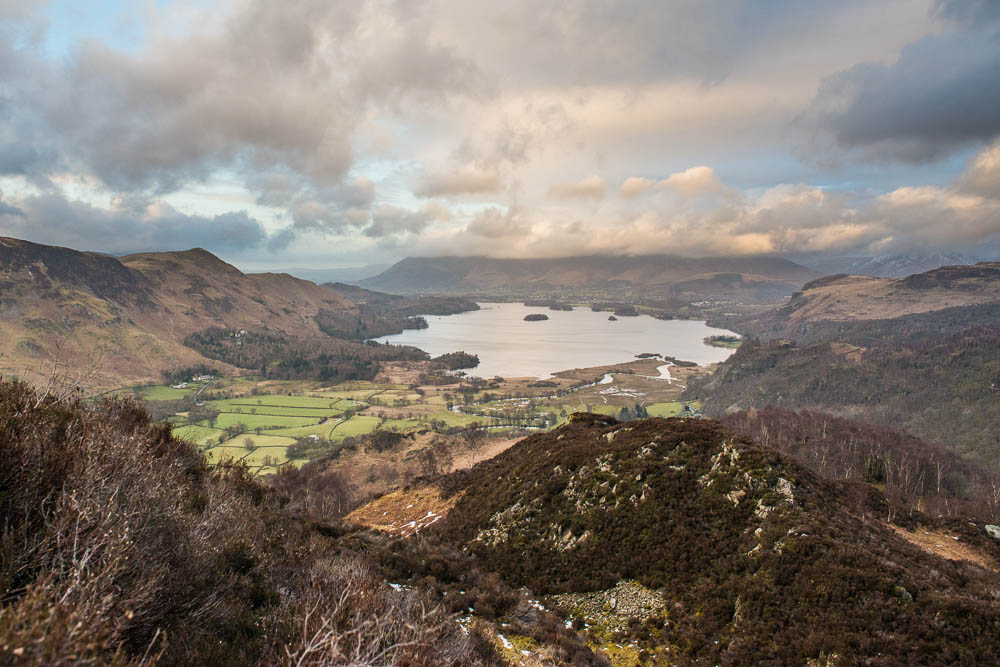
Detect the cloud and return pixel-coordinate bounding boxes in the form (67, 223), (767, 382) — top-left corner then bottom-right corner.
(0, 191), (278, 255)
(619, 177), (655, 198)
(0, 0), (39, 21)
(0, 190), (23, 217)
(425, 141), (1000, 258)
(958, 139), (1000, 196)
(801, 23), (1000, 162)
(548, 175), (605, 200)
(415, 164), (502, 197)
(464, 206), (529, 238)
(287, 176), (377, 234)
(658, 166), (725, 196)
(1, 0), (484, 197)
(364, 204), (437, 238)
(4, 0), (998, 265)
(933, 0), (1000, 27)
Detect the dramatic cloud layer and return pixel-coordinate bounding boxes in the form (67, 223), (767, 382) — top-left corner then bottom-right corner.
(0, 190), (275, 254)
(0, 0), (998, 265)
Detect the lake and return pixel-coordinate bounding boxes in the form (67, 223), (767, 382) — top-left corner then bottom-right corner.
(373, 302), (739, 378)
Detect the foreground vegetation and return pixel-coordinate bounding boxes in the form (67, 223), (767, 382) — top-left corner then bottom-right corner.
(0, 380), (506, 665)
(433, 414), (1000, 664)
(7, 376), (1000, 665)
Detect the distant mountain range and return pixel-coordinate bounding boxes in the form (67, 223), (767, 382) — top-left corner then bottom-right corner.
(798, 253), (981, 278)
(360, 254), (818, 303)
(263, 263), (392, 285)
(5, 234), (996, 390)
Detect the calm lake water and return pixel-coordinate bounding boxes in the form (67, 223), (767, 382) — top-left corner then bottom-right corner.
(373, 302), (739, 378)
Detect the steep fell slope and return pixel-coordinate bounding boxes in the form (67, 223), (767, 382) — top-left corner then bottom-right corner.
(0, 237), (361, 388)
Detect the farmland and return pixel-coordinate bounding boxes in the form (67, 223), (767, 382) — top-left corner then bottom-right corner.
(129, 356), (709, 477)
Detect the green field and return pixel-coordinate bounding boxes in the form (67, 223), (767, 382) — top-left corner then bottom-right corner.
(646, 401), (683, 417)
(209, 412), (321, 430)
(380, 418), (425, 432)
(213, 406), (342, 418)
(329, 415), (382, 439)
(204, 445), (253, 464)
(209, 395), (348, 409)
(241, 446), (292, 467)
(432, 410), (488, 427)
(261, 422), (344, 439)
(312, 389), (384, 401)
(173, 424), (225, 447)
(154, 369), (698, 477)
(223, 434), (299, 449)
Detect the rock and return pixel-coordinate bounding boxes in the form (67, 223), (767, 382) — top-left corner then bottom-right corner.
(986, 525), (1000, 540)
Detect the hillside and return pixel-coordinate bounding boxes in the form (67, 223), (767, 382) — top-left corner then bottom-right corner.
(0, 237), (474, 390)
(689, 263), (1000, 468)
(318, 283), (479, 339)
(422, 414), (1000, 663)
(0, 379), (505, 665)
(360, 255), (817, 303)
(725, 262), (1000, 340)
(688, 326), (1000, 467)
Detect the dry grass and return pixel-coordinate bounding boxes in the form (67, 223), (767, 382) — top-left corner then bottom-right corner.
(448, 438), (519, 472)
(346, 486), (463, 537)
(889, 524), (996, 570)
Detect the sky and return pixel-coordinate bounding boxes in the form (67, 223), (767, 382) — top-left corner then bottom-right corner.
(1, 0), (999, 270)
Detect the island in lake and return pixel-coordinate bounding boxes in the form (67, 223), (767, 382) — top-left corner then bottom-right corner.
(524, 313), (549, 321)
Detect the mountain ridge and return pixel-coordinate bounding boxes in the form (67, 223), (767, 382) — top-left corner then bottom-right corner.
(360, 254), (818, 302)
(0, 236), (358, 388)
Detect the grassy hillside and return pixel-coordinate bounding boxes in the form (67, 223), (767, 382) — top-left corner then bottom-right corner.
(432, 414), (1000, 664)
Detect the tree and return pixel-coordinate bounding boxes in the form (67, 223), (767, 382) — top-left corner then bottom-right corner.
(463, 423), (486, 452)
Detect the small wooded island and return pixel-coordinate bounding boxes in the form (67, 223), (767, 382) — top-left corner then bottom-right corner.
(704, 334), (742, 348)
(608, 315), (618, 321)
(523, 313), (549, 321)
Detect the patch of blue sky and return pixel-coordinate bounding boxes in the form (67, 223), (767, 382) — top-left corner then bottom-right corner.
(43, 0), (149, 58)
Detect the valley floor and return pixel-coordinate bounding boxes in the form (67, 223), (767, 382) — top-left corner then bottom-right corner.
(112, 357), (709, 485)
